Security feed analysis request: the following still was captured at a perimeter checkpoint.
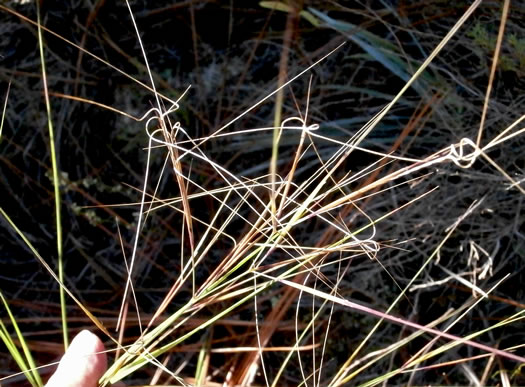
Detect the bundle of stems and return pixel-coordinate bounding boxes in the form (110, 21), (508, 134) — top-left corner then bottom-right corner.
(1, 0), (524, 386)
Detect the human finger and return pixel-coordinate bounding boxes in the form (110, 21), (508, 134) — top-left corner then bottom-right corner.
(45, 330), (107, 387)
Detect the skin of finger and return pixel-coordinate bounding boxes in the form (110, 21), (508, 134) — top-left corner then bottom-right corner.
(45, 330), (107, 387)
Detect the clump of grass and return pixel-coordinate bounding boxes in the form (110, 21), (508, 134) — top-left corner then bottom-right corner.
(1, 1), (525, 386)
(0, 291), (42, 387)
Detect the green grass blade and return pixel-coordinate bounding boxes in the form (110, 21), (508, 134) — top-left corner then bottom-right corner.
(194, 330), (211, 386)
(0, 207), (115, 342)
(0, 325), (33, 386)
(35, 0), (68, 349)
(0, 292), (43, 387)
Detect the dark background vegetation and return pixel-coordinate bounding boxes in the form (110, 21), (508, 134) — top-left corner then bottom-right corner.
(1, 0), (525, 385)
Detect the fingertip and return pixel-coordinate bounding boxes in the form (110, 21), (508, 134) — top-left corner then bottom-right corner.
(46, 330), (108, 387)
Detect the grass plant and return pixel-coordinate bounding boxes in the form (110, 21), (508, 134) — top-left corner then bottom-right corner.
(1, 1), (525, 386)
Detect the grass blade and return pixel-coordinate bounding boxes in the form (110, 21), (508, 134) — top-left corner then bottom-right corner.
(0, 292), (43, 387)
(35, 0), (68, 349)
